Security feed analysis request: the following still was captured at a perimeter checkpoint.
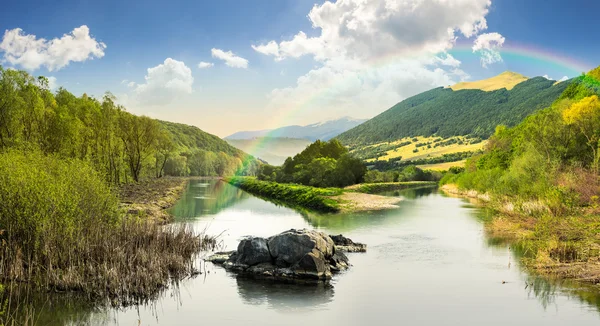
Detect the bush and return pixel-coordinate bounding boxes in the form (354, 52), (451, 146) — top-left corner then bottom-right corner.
(0, 150), (120, 258)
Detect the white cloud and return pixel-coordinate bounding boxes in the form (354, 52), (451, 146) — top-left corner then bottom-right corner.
(257, 0), (493, 119)
(211, 48), (248, 68)
(543, 75), (569, 82)
(472, 32), (505, 68)
(121, 79), (129, 85)
(131, 58), (193, 106)
(127, 81), (136, 88)
(198, 61), (214, 69)
(0, 25), (106, 71)
(251, 41), (280, 58)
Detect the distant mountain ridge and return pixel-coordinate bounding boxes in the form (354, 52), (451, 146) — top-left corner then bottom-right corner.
(225, 137), (313, 165)
(226, 117), (367, 141)
(337, 72), (574, 145)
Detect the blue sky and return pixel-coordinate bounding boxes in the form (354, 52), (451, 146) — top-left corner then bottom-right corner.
(1, 0), (598, 137)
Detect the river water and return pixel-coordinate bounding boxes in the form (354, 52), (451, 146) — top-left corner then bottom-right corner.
(41, 180), (600, 325)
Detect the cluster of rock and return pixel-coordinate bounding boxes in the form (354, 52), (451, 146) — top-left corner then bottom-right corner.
(207, 229), (366, 281)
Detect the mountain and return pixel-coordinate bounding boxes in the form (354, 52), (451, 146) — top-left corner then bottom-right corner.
(226, 137), (312, 165)
(337, 73), (573, 146)
(225, 117), (367, 141)
(450, 71), (529, 91)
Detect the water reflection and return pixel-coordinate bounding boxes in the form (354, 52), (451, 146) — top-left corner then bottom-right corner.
(169, 179), (250, 218)
(236, 276), (334, 312)
(0, 289), (109, 326)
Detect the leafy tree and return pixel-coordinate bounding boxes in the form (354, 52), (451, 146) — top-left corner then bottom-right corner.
(562, 95), (600, 172)
(118, 113), (160, 182)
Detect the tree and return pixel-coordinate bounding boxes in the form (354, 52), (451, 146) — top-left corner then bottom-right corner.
(562, 95), (600, 172)
(154, 130), (175, 178)
(118, 113), (160, 182)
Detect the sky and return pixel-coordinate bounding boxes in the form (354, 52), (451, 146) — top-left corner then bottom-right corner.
(1, 0), (598, 137)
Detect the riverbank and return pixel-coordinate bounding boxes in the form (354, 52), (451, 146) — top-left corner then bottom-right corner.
(441, 184), (600, 285)
(345, 181), (437, 194)
(225, 177), (404, 213)
(119, 177), (198, 223)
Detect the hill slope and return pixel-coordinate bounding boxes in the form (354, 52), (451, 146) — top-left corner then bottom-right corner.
(159, 120), (246, 157)
(450, 71), (528, 91)
(226, 137), (312, 165)
(226, 117), (367, 141)
(337, 74), (573, 145)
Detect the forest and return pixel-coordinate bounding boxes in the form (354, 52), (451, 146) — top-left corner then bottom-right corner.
(0, 65), (259, 185)
(337, 76), (572, 145)
(257, 139), (366, 188)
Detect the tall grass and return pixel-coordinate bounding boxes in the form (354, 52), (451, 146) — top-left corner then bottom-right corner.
(0, 150), (216, 318)
(226, 177), (342, 212)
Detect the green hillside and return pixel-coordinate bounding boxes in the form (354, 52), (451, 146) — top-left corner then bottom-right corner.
(160, 120), (245, 156)
(337, 74), (573, 145)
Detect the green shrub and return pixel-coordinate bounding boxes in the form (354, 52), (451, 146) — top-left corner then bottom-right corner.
(0, 150), (120, 258)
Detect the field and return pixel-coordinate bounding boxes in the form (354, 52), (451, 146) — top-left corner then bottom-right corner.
(417, 160), (467, 171)
(356, 136), (486, 163)
(450, 71), (528, 91)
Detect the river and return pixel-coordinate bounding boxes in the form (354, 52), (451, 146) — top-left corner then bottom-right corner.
(38, 180), (600, 325)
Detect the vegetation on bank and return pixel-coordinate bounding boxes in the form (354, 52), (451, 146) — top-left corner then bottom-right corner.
(337, 74), (572, 145)
(226, 177), (342, 212)
(119, 177), (190, 222)
(0, 151), (217, 313)
(346, 181), (437, 194)
(363, 165), (443, 183)
(257, 139), (366, 188)
(226, 177), (409, 213)
(440, 66), (600, 283)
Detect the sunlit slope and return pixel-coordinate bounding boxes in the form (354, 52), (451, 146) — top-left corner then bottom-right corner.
(353, 136), (486, 163)
(337, 74), (572, 145)
(450, 71), (528, 91)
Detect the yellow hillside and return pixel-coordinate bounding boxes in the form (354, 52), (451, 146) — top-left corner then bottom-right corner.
(360, 136), (486, 163)
(450, 71), (528, 91)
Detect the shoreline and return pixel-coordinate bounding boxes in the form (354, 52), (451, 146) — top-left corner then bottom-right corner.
(119, 176), (206, 223)
(440, 184), (600, 285)
(225, 177), (406, 213)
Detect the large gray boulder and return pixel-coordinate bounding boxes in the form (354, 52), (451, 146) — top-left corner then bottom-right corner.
(236, 237), (271, 266)
(268, 229), (334, 266)
(207, 229), (364, 282)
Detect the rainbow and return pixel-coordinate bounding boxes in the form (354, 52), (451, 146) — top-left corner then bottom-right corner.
(235, 42), (595, 173)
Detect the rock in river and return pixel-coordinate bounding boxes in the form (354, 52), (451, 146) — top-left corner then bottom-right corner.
(206, 229), (366, 281)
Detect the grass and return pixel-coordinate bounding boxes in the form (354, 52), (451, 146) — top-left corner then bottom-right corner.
(119, 176), (190, 223)
(225, 176), (342, 213)
(360, 136), (486, 163)
(417, 160), (466, 171)
(346, 181), (437, 194)
(450, 71), (529, 91)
